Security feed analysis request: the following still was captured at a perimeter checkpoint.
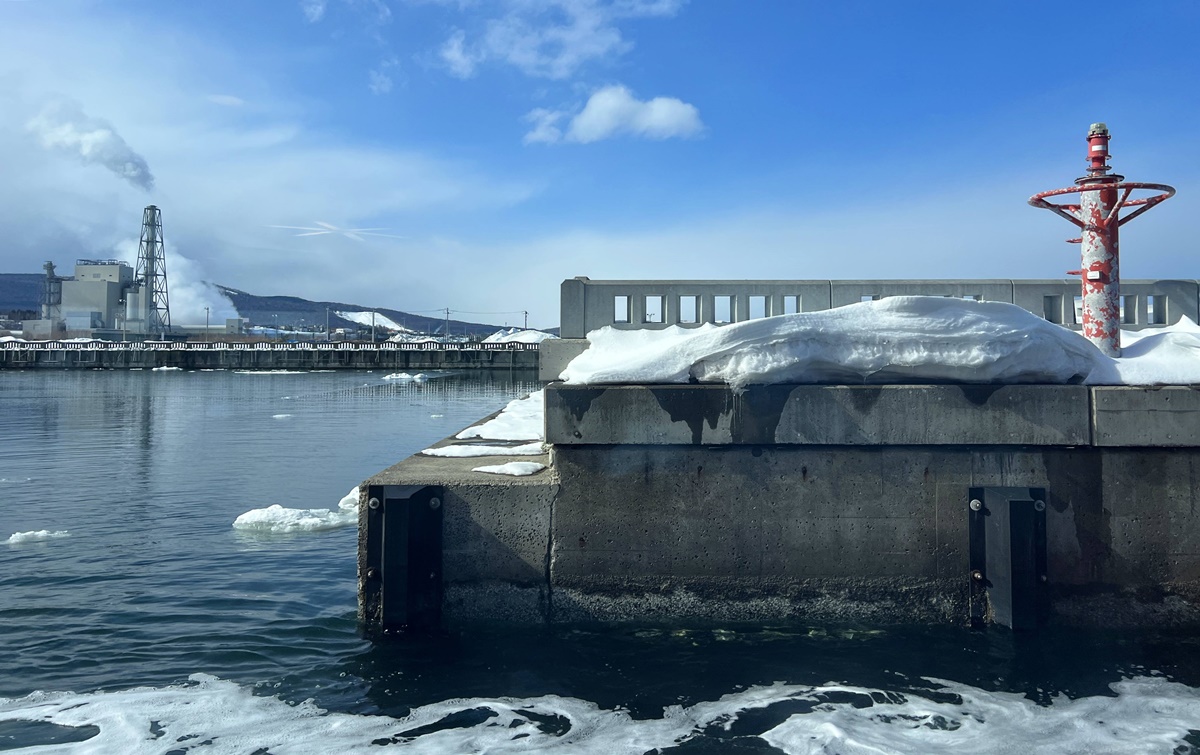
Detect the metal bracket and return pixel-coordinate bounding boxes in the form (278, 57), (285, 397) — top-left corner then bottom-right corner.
(968, 487), (1048, 630)
(362, 484), (444, 634)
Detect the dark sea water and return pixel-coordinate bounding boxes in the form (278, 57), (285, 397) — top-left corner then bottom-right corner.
(2, 369), (1200, 754)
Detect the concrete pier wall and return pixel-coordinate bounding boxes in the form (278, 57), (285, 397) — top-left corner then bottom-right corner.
(361, 383), (1200, 629)
(0, 342), (540, 372)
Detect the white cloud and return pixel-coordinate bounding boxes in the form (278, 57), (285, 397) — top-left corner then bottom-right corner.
(438, 0), (683, 80)
(439, 30), (480, 79)
(206, 94), (245, 107)
(301, 0), (327, 22)
(522, 108), (565, 144)
(367, 57), (400, 94)
(523, 85), (702, 144)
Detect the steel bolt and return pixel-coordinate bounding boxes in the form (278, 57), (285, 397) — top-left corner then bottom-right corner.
(368, 498), (380, 510)
(1034, 500), (1046, 512)
(969, 499), (982, 512)
(366, 567), (378, 578)
(971, 570), (984, 581)
(1040, 574), (1048, 583)
(429, 497), (442, 510)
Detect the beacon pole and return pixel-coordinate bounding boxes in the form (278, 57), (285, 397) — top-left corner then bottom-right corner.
(1028, 124), (1174, 357)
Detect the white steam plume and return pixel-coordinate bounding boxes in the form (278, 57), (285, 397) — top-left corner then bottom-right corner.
(26, 101), (155, 191)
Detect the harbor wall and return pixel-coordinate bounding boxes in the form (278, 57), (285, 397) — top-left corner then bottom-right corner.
(361, 383), (1200, 630)
(0, 342), (540, 372)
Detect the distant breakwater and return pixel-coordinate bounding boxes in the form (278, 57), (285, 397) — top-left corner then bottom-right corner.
(0, 341), (540, 372)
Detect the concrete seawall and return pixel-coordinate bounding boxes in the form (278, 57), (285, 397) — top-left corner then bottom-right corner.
(361, 383), (1200, 631)
(0, 343), (540, 372)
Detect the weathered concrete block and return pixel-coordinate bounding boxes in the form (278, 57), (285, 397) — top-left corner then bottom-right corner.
(538, 338), (588, 382)
(545, 384), (1091, 446)
(1093, 387), (1200, 446)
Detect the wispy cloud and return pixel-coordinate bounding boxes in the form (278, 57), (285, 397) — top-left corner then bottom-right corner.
(300, 0), (327, 23)
(367, 57), (400, 94)
(438, 0), (684, 80)
(25, 100), (155, 190)
(207, 94), (245, 107)
(524, 85), (702, 144)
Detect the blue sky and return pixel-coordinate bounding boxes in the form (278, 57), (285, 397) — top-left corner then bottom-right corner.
(1, 0), (1196, 327)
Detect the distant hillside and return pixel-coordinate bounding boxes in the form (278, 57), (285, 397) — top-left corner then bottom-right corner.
(215, 286), (513, 337)
(0, 274), (44, 313)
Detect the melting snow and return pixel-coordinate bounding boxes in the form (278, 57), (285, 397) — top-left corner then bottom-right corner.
(560, 297), (1200, 389)
(472, 461), (547, 476)
(483, 328), (558, 344)
(456, 390), (545, 441)
(422, 442), (544, 458)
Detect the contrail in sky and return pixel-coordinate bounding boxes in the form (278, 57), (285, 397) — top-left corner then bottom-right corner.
(268, 221), (406, 241)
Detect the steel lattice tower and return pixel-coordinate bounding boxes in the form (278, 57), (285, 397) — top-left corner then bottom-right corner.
(134, 205), (171, 336)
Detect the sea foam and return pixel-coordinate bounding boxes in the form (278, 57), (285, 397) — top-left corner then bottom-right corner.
(0, 674), (1197, 754)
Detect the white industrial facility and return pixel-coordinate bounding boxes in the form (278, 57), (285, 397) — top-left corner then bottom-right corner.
(23, 206), (174, 340)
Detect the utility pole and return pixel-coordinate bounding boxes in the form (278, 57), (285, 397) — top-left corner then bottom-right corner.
(205, 306), (210, 342)
(372, 312), (376, 343)
(325, 307), (330, 342)
(523, 310), (528, 330)
(444, 308), (451, 340)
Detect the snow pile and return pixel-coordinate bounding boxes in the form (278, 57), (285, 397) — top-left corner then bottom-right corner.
(232, 487), (360, 534)
(483, 328), (558, 344)
(456, 390), (545, 441)
(1103, 317), (1200, 385)
(6, 530), (70, 544)
(336, 310), (408, 332)
(382, 372), (428, 381)
(0, 335), (26, 343)
(561, 297), (1200, 389)
(472, 461), (547, 476)
(422, 442), (544, 458)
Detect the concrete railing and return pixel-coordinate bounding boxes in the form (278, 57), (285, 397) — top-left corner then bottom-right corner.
(0, 340), (542, 352)
(559, 277), (1200, 339)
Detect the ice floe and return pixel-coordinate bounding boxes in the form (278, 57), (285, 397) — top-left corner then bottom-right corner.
(5, 530), (70, 544)
(232, 487), (360, 534)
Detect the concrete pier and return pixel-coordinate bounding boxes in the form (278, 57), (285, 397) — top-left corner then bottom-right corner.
(361, 383), (1200, 630)
(0, 341), (539, 372)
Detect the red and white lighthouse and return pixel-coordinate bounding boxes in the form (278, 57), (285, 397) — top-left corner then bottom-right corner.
(1028, 124), (1174, 356)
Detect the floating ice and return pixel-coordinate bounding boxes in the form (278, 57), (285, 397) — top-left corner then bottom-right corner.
(0, 674), (1197, 754)
(424, 442), (544, 458)
(232, 370), (309, 375)
(232, 487), (359, 534)
(561, 297), (1200, 389)
(271, 414), (293, 419)
(151, 366), (182, 372)
(381, 372), (431, 381)
(5, 530), (70, 544)
(472, 461), (547, 476)
(456, 390), (545, 441)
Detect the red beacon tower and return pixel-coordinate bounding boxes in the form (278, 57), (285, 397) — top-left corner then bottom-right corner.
(1028, 124), (1174, 356)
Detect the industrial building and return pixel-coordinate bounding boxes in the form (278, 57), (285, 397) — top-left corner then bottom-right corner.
(23, 206), (174, 340)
